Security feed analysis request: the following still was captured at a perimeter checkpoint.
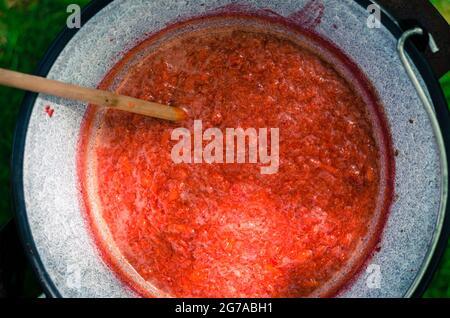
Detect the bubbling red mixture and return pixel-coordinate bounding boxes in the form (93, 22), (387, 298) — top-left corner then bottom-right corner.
(78, 26), (393, 297)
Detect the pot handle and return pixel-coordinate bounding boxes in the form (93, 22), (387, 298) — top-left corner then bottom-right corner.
(396, 28), (449, 297)
(376, 0), (450, 79)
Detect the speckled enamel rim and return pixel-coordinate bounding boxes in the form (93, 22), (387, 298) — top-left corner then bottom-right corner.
(11, 0), (450, 298)
(360, 0), (450, 297)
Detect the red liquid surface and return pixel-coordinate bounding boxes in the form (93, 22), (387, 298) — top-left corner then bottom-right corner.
(78, 27), (393, 297)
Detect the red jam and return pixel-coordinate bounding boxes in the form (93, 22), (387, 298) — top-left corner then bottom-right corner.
(78, 24), (393, 298)
(45, 105), (54, 118)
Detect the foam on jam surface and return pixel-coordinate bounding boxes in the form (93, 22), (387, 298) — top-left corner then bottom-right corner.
(79, 29), (391, 297)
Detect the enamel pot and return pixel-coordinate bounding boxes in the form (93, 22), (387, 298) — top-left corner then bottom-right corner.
(11, 0), (450, 297)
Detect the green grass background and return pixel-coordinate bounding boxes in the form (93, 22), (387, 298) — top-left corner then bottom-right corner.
(0, 0), (449, 297)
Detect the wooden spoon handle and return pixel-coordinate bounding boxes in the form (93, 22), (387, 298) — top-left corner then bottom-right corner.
(0, 68), (187, 122)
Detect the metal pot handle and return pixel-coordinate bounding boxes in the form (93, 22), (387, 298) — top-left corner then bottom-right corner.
(377, 0), (450, 78)
(397, 27), (449, 297)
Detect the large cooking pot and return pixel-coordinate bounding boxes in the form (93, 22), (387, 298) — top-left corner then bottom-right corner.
(11, 0), (450, 297)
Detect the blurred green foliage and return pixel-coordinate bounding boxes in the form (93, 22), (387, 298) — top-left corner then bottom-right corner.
(0, 0), (449, 298)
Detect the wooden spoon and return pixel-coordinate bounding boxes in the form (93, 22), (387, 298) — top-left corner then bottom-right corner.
(0, 68), (187, 122)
